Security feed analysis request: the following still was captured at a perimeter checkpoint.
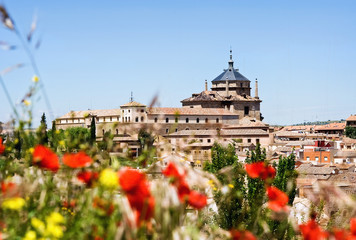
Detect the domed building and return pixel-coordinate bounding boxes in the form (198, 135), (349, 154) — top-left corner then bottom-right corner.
(181, 50), (262, 120)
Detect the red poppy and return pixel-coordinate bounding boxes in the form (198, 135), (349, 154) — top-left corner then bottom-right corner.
(230, 229), (256, 240)
(351, 218), (356, 236)
(63, 152), (93, 168)
(245, 162), (276, 180)
(1, 182), (15, 194)
(299, 219), (328, 240)
(266, 186), (289, 212)
(119, 168), (146, 193)
(177, 180), (191, 202)
(93, 197), (115, 216)
(63, 199), (76, 209)
(0, 138), (5, 155)
(332, 228), (349, 240)
(118, 168), (155, 225)
(188, 190), (207, 209)
(33, 145), (59, 172)
(162, 162), (185, 182)
(77, 171), (99, 187)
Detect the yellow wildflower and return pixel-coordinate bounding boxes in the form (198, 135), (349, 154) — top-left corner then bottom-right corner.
(31, 218), (45, 234)
(14, 138), (19, 144)
(28, 147), (34, 154)
(45, 223), (63, 238)
(23, 100), (31, 106)
(59, 140), (65, 146)
(196, 160), (201, 164)
(1, 197), (25, 210)
(32, 75), (39, 83)
(213, 187), (217, 191)
(55, 130), (60, 134)
(46, 212), (65, 225)
(23, 230), (36, 240)
(99, 168), (118, 189)
(228, 184), (234, 189)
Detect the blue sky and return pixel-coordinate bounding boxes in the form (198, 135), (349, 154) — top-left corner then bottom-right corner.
(1, 0), (356, 126)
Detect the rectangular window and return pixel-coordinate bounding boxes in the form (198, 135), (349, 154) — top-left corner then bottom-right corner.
(315, 157), (319, 162)
(244, 106), (249, 116)
(248, 139), (251, 143)
(256, 139), (260, 144)
(306, 157), (310, 161)
(324, 156), (328, 161)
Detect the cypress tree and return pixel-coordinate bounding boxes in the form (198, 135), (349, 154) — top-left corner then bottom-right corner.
(38, 113), (48, 145)
(90, 116), (96, 144)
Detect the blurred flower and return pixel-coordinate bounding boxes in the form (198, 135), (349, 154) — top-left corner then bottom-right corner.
(59, 140), (65, 146)
(93, 197), (114, 216)
(32, 145), (59, 172)
(1, 182), (15, 194)
(228, 184), (234, 189)
(119, 168), (155, 225)
(188, 191), (207, 209)
(31, 218), (45, 234)
(46, 212), (65, 225)
(245, 162), (276, 180)
(162, 162), (208, 210)
(23, 230), (36, 240)
(230, 229), (256, 240)
(23, 100), (31, 106)
(32, 75), (39, 83)
(1, 197), (25, 210)
(63, 152), (93, 168)
(299, 218), (328, 240)
(0, 138), (5, 154)
(99, 169), (118, 189)
(77, 171), (99, 187)
(266, 186), (289, 212)
(45, 222), (63, 238)
(162, 162), (185, 182)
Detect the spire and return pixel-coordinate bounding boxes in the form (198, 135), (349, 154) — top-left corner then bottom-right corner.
(255, 78), (259, 99)
(228, 49), (234, 69)
(130, 91), (133, 102)
(205, 80), (208, 91)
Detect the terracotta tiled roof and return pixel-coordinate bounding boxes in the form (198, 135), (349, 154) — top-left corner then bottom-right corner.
(314, 122), (345, 131)
(346, 115), (356, 121)
(58, 109), (121, 119)
(297, 164), (336, 175)
(334, 150), (356, 158)
(342, 137), (356, 144)
(223, 117), (269, 128)
(281, 125), (314, 131)
(166, 128), (268, 137)
(147, 107), (236, 116)
(120, 101), (146, 107)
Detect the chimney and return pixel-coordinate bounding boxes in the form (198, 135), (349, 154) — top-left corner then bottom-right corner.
(255, 78), (259, 99)
(205, 80), (208, 91)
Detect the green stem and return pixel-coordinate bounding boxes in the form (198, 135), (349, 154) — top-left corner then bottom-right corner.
(0, 74), (19, 120)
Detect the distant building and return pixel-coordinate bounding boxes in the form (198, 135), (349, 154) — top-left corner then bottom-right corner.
(56, 51), (267, 165)
(346, 115), (356, 128)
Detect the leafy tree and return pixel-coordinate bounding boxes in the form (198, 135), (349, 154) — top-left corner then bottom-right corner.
(204, 143), (246, 229)
(37, 112), (48, 145)
(269, 154), (298, 239)
(137, 128), (156, 167)
(245, 144), (267, 233)
(345, 126), (356, 139)
(90, 116), (96, 144)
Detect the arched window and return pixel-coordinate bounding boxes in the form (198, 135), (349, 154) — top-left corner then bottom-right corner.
(175, 117), (178, 123)
(166, 118), (169, 123)
(175, 128), (178, 132)
(110, 116), (112, 121)
(116, 129), (118, 135)
(141, 116), (144, 122)
(135, 117), (139, 122)
(154, 118), (158, 123)
(102, 129), (105, 135)
(205, 118), (208, 123)
(216, 118), (219, 123)
(196, 118), (199, 123)
(186, 118), (189, 123)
